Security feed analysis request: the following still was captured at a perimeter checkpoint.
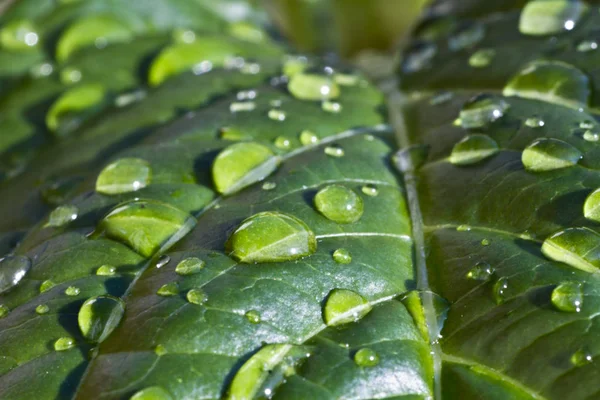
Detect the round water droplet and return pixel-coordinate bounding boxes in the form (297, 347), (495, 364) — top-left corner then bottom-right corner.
(493, 278), (509, 304)
(469, 49), (495, 68)
(157, 282), (179, 297)
(0, 19), (39, 50)
(542, 227), (600, 272)
(571, 348), (593, 366)
(0, 255), (31, 294)
(299, 130), (319, 145)
(175, 257), (205, 276)
(96, 265), (116, 276)
(361, 184), (378, 197)
(262, 182), (276, 191)
(245, 309), (261, 324)
(481, 239), (491, 246)
(449, 134), (499, 165)
(577, 40), (598, 52)
(402, 41), (436, 73)
(46, 205), (78, 227)
(324, 144), (344, 157)
(503, 60), (590, 108)
(0, 305), (9, 319)
(584, 189), (600, 222)
(130, 386), (173, 400)
(288, 74), (340, 101)
(78, 295), (125, 343)
(323, 288), (372, 326)
(54, 337), (75, 351)
(226, 211), (316, 263)
(525, 117), (545, 128)
(354, 348), (380, 367)
(522, 138), (582, 171)
(551, 282), (583, 312)
(322, 101), (342, 113)
(35, 304), (49, 315)
(40, 280), (55, 293)
(186, 288), (207, 305)
(96, 158), (152, 195)
(154, 344), (167, 356)
(466, 262), (494, 281)
(156, 255), (171, 269)
(314, 185), (364, 224)
(519, 0), (588, 36)
(268, 109), (286, 121)
(583, 130), (599, 142)
(274, 136), (292, 150)
(457, 225), (471, 231)
(65, 286), (80, 296)
(448, 23), (485, 51)
(459, 94), (509, 129)
(212, 142), (280, 196)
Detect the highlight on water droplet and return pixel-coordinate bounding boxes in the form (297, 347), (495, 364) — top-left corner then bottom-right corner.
(46, 205), (79, 228)
(332, 248), (352, 264)
(175, 257), (205, 276)
(354, 348), (380, 367)
(54, 337), (75, 351)
(314, 185), (364, 224)
(449, 134), (499, 165)
(459, 94), (509, 129)
(519, 0), (588, 36)
(521, 138), (582, 171)
(78, 295), (125, 343)
(157, 282), (179, 297)
(0, 255), (31, 294)
(245, 309), (261, 324)
(571, 348), (593, 366)
(584, 188), (600, 222)
(130, 386), (173, 400)
(551, 282), (583, 312)
(524, 117), (545, 128)
(466, 262), (494, 281)
(186, 288), (208, 305)
(493, 278), (509, 304)
(226, 211), (316, 263)
(323, 288), (372, 326)
(288, 73), (340, 101)
(96, 158), (152, 195)
(542, 227), (600, 272)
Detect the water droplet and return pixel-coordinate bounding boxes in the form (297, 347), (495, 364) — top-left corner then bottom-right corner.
(0, 305), (9, 319)
(323, 288), (372, 326)
(96, 265), (116, 276)
(459, 94), (509, 129)
(0, 255), (31, 294)
(522, 138), (582, 171)
(449, 134), (499, 165)
(577, 40), (598, 52)
(402, 41), (437, 73)
(288, 74), (340, 101)
(186, 288), (208, 305)
(448, 23), (485, 51)
(0, 19), (39, 50)
(154, 344), (167, 356)
(542, 227), (600, 272)
(469, 49), (495, 68)
(493, 278), (509, 304)
(226, 211), (316, 263)
(237, 90), (257, 101)
(571, 348), (593, 366)
(78, 295), (125, 343)
(157, 282), (179, 297)
(314, 185), (364, 224)
(40, 280), (55, 293)
(60, 67), (82, 84)
(65, 286), (80, 296)
(503, 60), (591, 108)
(46, 205), (78, 227)
(262, 182), (276, 191)
(583, 130), (599, 142)
(354, 348), (380, 367)
(268, 109), (286, 121)
(175, 257), (205, 276)
(274, 136), (292, 150)
(156, 255), (171, 269)
(130, 386), (173, 400)
(481, 239), (491, 246)
(322, 101), (342, 113)
(332, 248), (352, 264)
(584, 189), (600, 222)
(35, 304), (49, 315)
(245, 310), (261, 324)
(98, 199), (196, 257)
(96, 158), (152, 195)
(519, 0), (588, 36)
(212, 142), (280, 196)
(299, 130), (319, 145)
(525, 117), (545, 128)
(324, 144), (344, 157)
(551, 282), (583, 312)
(54, 337), (75, 351)
(361, 184), (378, 197)
(579, 120), (594, 130)
(466, 262), (494, 281)
(457, 225), (471, 231)
(230, 101), (256, 112)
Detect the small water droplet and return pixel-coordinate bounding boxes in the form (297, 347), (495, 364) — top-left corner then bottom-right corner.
(96, 158), (152, 195)
(288, 74), (340, 101)
(522, 138), (582, 171)
(332, 248), (352, 264)
(525, 117), (545, 128)
(96, 265), (116, 276)
(54, 337), (75, 351)
(35, 304), (49, 315)
(114, 89), (146, 108)
(542, 227), (600, 272)
(154, 344), (167, 356)
(0, 255), (31, 294)
(268, 109), (286, 121)
(579, 120), (594, 130)
(274, 136), (292, 150)
(354, 348), (380, 367)
(237, 90), (257, 101)
(456, 225), (471, 231)
(245, 309), (261, 324)
(403, 41), (437, 73)
(551, 282), (583, 312)
(157, 282), (179, 297)
(314, 185), (364, 224)
(262, 182), (276, 191)
(175, 257), (205, 275)
(186, 288), (208, 305)
(493, 278), (509, 304)
(459, 94), (509, 129)
(130, 386), (173, 400)
(46, 205), (78, 227)
(156, 255), (171, 269)
(448, 23), (485, 51)
(40, 280), (55, 293)
(577, 40), (598, 52)
(571, 348), (593, 366)
(449, 134), (499, 165)
(469, 49), (495, 68)
(78, 295), (125, 343)
(466, 262), (494, 281)
(519, 0), (588, 36)
(230, 101), (256, 112)
(0, 305), (9, 319)
(299, 130), (319, 145)
(361, 184), (378, 197)
(324, 144), (344, 157)
(481, 239), (491, 246)
(65, 286), (80, 296)
(323, 288), (372, 326)
(322, 101), (342, 113)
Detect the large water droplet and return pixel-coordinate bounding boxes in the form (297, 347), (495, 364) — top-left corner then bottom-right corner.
(78, 295), (125, 343)
(466, 262), (494, 281)
(54, 337), (75, 351)
(354, 348), (380, 367)
(186, 288), (208, 305)
(323, 288), (372, 326)
(449, 134), (499, 165)
(332, 248), (352, 264)
(542, 227), (600, 273)
(493, 278), (509, 304)
(0, 255), (31, 294)
(459, 94), (509, 129)
(226, 211), (316, 263)
(551, 282), (583, 312)
(314, 185), (364, 224)
(46, 83), (106, 136)
(584, 189), (600, 222)
(98, 199), (196, 257)
(503, 60), (591, 108)
(175, 257), (205, 275)
(212, 142), (280, 196)
(130, 386), (173, 400)
(571, 348), (593, 366)
(522, 138), (582, 171)
(519, 0), (588, 36)
(288, 74), (340, 101)
(469, 49), (495, 68)
(0, 19), (39, 50)
(46, 204), (79, 228)
(96, 158), (152, 195)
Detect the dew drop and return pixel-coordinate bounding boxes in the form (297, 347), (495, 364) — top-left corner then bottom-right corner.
(361, 184), (378, 197)
(54, 337), (75, 351)
(322, 101), (342, 113)
(584, 189), (600, 222)
(46, 205), (78, 228)
(577, 40), (598, 52)
(466, 262), (494, 281)
(314, 185), (364, 224)
(324, 144), (344, 157)
(481, 239), (491, 246)
(175, 257), (205, 276)
(525, 117), (545, 128)
(156, 255), (171, 269)
(0, 255), (31, 294)
(96, 158), (151, 195)
(332, 248), (352, 264)
(230, 101), (256, 112)
(551, 282), (583, 312)
(519, 0), (588, 36)
(449, 134), (499, 165)
(40, 280), (55, 293)
(459, 94), (509, 129)
(245, 310), (261, 324)
(78, 295), (125, 343)
(583, 130), (599, 142)
(186, 288), (208, 305)
(522, 138), (582, 171)
(457, 225), (471, 232)
(65, 286), (80, 296)
(402, 41), (436, 73)
(96, 265), (116, 276)
(469, 49), (495, 68)
(288, 74), (340, 101)
(571, 348), (593, 366)
(157, 282), (179, 297)
(542, 227), (600, 272)
(268, 109), (286, 121)
(274, 136), (292, 150)
(35, 304), (49, 315)
(354, 348), (380, 367)
(323, 288), (372, 326)
(299, 130), (319, 145)
(493, 278), (509, 304)
(130, 386), (173, 400)
(262, 182), (276, 191)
